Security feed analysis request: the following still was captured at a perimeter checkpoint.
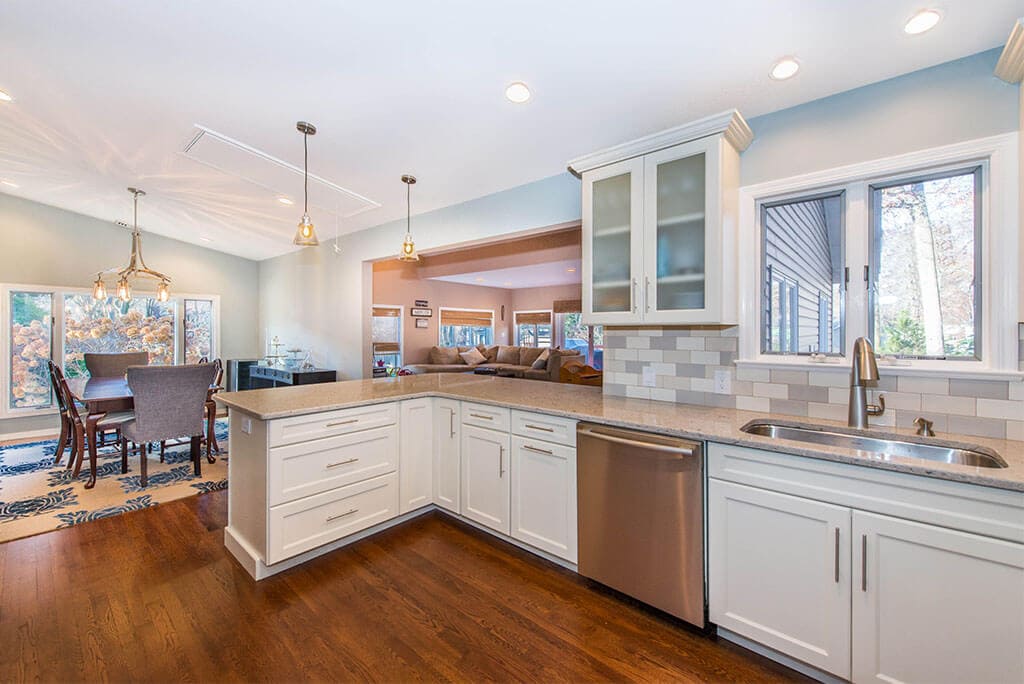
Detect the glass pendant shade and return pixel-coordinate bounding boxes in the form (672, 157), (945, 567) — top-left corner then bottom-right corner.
(398, 233), (419, 262)
(116, 277), (131, 302)
(397, 174), (419, 261)
(293, 213), (319, 246)
(157, 280), (170, 302)
(92, 275), (107, 300)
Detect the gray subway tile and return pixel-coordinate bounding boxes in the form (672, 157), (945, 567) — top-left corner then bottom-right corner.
(947, 415), (1007, 440)
(675, 389), (706, 405)
(770, 369), (809, 385)
(675, 363), (707, 377)
(787, 384), (830, 403)
(649, 335), (678, 350)
(949, 379), (1009, 400)
(704, 393), (737, 409)
(769, 398), (809, 417)
(605, 334), (627, 349)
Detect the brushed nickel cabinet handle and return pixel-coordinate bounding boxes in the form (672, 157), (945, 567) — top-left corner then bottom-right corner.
(499, 445), (504, 477)
(326, 418), (359, 427)
(632, 277), (639, 314)
(861, 534), (868, 592)
(834, 527), (840, 584)
(449, 408), (455, 437)
(645, 276), (651, 313)
(523, 444), (554, 456)
(524, 424), (554, 432)
(470, 413), (493, 420)
(326, 508), (358, 523)
(326, 457), (359, 469)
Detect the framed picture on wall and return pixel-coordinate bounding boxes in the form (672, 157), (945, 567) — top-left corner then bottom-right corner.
(411, 307), (432, 317)
(415, 318), (429, 329)
(414, 299), (429, 307)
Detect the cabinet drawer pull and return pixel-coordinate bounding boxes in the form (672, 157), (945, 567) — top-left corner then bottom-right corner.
(325, 418), (359, 427)
(470, 413), (493, 420)
(861, 534), (868, 592)
(449, 407), (455, 437)
(326, 508), (358, 523)
(524, 424), (554, 432)
(834, 527), (840, 584)
(523, 444), (553, 455)
(326, 457), (359, 469)
(499, 445), (505, 477)
(644, 276), (651, 313)
(632, 277), (638, 314)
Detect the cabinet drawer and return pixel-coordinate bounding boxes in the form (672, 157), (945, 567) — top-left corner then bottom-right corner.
(511, 410), (577, 447)
(268, 403), (397, 447)
(268, 425), (398, 506)
(461, 402), (510, 432)
(267, 472), (398, 565)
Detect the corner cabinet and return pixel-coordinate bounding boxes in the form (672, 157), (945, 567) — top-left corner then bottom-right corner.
(570, 110), (751, 325)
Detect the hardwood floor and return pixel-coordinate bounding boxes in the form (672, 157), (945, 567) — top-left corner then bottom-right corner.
(0, 491), (807, 682)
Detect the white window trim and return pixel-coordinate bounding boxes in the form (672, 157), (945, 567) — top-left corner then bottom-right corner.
(370, 303), (404, 365)
(737, 133), (1020, 379)
(512, 309), (553, 346)
(437, 307), (495, 346)
(1, 282), (221, 420)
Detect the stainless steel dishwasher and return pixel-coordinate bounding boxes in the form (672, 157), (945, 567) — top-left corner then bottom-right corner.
(576, 423), (704, 627)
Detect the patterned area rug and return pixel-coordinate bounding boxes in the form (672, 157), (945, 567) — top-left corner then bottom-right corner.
(0, 419), (228, 543)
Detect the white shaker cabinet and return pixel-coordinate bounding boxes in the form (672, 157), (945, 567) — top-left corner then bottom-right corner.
(460, 424), (511, 535)
(852, 511), (1024, 684)
(433, 398), (461, 513)
(708, 479), (852, 679)
(570, 109), (751, 326)
(398, 398), (434, 514)
(510, 435), (578, 563)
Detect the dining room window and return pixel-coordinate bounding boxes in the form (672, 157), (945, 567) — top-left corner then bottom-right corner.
(2, 284), (219, 417)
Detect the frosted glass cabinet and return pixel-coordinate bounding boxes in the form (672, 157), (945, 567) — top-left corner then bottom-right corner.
(571, 110), (752, 325)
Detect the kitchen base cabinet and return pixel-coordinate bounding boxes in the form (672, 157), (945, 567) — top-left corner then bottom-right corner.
(852, 511), (1024, 684)
(708, 479), (851, 679)
(399, 398), (434, 513)
(460, 424), (511, 535)
(433, 398), (460, 513)
(510, 435), (578, 563)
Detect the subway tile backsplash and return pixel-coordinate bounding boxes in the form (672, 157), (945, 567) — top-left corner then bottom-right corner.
(603, 325), (1024, 441)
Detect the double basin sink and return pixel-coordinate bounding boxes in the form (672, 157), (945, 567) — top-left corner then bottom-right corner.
(740, 419), (1008, 469)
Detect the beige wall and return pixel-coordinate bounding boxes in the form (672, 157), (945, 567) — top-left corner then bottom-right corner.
(0, 192), (260, 436)
(373, 262), (515, 364)
(511, 284), (581, 314)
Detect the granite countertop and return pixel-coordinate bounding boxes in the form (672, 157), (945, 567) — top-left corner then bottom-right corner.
(216, 374), (1024, 493)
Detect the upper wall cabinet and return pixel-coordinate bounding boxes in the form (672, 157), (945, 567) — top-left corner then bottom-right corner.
(569, 110), (752, 325)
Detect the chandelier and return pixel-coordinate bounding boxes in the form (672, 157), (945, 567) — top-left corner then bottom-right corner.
(92, 187), (170, 303)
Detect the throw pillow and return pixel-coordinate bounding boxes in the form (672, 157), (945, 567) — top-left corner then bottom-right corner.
(531, 348), (551, 370)
(519, 346), (545, 367)
(429, 346), (459, 365)
(476, 344), (499, 362)
(459, 347), (486, 366)
(496, 345), (519, 364)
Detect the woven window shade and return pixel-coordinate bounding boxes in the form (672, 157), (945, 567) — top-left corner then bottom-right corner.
(372, 307), (401, 318)
(440, 309), (493, 326)
(515, 311), (551, 325)
(552, 299), (582, 314)
(372, 342), (400, 353)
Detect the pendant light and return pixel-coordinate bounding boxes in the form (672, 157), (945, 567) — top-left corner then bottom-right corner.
(293, 121), (320, 246)
(92, 188), (171, 303)
(397, 174), (419, 262)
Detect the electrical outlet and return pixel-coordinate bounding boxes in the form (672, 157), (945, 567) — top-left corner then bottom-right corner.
(241, 417), (253, 434)
(642, 365), (657, 387)
(713, 369), (732, 395)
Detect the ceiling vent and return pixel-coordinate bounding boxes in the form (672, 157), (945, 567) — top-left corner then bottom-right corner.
(182, 125), (381, 219)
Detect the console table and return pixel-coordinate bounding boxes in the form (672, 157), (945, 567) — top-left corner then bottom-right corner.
(249, 366), (336, 389)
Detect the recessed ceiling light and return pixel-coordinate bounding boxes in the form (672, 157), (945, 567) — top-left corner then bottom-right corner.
(199, 236), (214, 243)
(503, 281), (513, 287)
(1, 180), (19, 188)
(505, 82), (532, 104)
(769, 57), (800, 80)
(904, 9), (941, 35)
(566, 267), (577, 273)
(276, 196), (294, 205)
(0, 89), (12, 103)
(474, 277), (485, 282)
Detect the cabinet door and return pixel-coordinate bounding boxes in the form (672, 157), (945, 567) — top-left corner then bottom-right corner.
(582, 156), (645, 325)
(642, 136), (721, 324)
(433, 398), (460, 513)
(460, 425), (511, 534)
(708, 479), (851, 678)
(399, 398), (433, 513)
(852, 511), (1024, 684)
(510, 436), (577, 562)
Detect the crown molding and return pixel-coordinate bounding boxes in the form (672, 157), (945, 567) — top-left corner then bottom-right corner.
(566, 109), (752, 177)
(995, 18), (1024, 83)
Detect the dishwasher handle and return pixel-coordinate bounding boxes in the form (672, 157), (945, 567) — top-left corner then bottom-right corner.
(577, 425), (698, 457)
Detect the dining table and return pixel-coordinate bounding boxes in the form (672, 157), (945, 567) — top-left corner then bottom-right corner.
(66, 376), (220, 489)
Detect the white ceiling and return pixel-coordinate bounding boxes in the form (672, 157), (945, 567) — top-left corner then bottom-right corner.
(430, 259), (582, 289)
(0, 1), (1020, 260)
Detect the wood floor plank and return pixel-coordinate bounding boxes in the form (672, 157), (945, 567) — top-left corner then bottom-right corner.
(0, 491), (808, 682)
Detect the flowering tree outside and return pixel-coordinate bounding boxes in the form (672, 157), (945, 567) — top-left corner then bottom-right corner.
(9, 292), (52, 409)
(184, 299), (214, 364)
(63, 295), (175, 378)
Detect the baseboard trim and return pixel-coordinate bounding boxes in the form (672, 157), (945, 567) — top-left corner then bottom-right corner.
(0, 428), (57, 442)
(716, 628), (844, 684)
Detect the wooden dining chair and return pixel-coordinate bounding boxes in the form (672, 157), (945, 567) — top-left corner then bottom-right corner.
(48, 360), (133, 478)
(122, 364), (217, 487)
(47, 360), (74, 465)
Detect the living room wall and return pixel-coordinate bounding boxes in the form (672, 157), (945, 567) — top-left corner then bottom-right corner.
(511, 284), (581, 314)
(372, 261), (515, 364)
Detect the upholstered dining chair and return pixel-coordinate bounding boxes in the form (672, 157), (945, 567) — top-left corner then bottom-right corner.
(47, 360), (134, 477)
(159, 358), (224, 463)
(121, 364), (217, 487)
(83, 351), (150, 377)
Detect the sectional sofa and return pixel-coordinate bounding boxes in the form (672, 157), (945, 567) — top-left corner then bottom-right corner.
(401, 344), (581, 382)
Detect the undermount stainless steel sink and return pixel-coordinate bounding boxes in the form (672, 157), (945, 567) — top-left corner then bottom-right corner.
(740, 419), (1008, 469)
